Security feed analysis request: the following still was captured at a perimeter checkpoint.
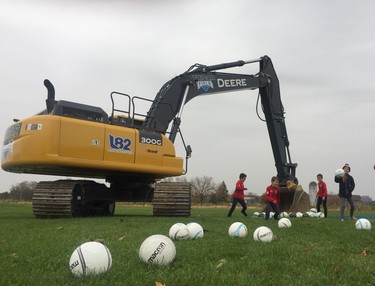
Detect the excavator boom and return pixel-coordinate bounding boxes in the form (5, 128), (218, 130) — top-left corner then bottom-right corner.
(144, 56), (296, 182)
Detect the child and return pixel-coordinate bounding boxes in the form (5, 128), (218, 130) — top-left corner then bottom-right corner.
(316, 174), (328, 218)
(265, 176), (280, 220)
(227, 173), (248, 217)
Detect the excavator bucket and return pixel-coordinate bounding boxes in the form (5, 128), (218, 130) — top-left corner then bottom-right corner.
(279, 181), (310, 213)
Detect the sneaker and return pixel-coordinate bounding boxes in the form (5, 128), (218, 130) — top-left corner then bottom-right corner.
(350, 217), (357, 220)
(241, 210), (248, 217)
(340, 219), (344, 222)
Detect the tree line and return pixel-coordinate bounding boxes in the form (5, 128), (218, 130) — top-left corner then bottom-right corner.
(164, 176), (231, 205)
(0, 177), (364, 209)
(0, 177), (234, 204)
(162, 176), (259, 205)
(0, 181), (37, 201)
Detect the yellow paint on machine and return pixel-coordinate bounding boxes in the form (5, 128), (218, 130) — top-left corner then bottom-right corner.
(2, 115), (184, 178)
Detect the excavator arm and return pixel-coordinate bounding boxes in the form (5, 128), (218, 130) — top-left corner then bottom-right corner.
(144, 55), (296, 182)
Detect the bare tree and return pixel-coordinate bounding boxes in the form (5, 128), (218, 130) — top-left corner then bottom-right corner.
(0, 192), (10, 200)
(190, 176), (216, 205)
(209, 181), (229, 204)
(9, 181), (37, 201)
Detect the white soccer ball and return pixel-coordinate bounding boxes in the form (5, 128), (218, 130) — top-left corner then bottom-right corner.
(307, 211), (319, 218)
(280, 211), (289, 218)
(317, 212), (325, 218)
(296, 212), (303, 218)
(310, 208), (317, 213)
(139, 234), (176, 266)
(253, 211), (260, 217)
(278, 218), (292, 228)
(228, 222), (248, 237)
(253, 226), (273, 242)
(186, 222), (204, 239)
(355, 218), (372, 230)
(169, 223), (190, 240)
(69, 241), (112, 277)
(335, 168), (345, 178)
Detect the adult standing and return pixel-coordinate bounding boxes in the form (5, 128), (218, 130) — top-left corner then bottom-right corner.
(227, 173), (248, 217)
(335, 163), (356, 221)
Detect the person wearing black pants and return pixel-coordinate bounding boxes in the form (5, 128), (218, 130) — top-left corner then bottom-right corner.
(316, 174), (328, 218)
(227, 173), (248, 217)
(265, 176), (280, 220)
(335, 163), (356, 221)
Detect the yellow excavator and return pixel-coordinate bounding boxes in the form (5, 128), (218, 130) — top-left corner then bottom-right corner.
(1, 55), (310, 218)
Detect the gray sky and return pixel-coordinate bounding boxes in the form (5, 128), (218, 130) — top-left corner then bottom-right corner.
(1, 0), (375, 198)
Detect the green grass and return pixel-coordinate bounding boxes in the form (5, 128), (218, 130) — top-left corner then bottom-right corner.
(1, 203), (375, 286)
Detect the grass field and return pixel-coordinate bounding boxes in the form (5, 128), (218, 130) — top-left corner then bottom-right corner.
(1, 203), (375, 286)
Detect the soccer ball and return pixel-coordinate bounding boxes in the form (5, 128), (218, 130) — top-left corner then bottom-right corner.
(186, 222), (204, 239)
(296, 212), (303, 218)
(139, 234), (176, 266)
(169, 223), (190, 240)
(335, 168), (345, 178)
(317, 212), (325, 218)
(355, 218), (372, 230)
(253, 226), (273, 242)
(278, 218), (292, 228)
(253, 211), (260, 217)
(306, 211), (318, 218)
(310, 208), (317, 213)
(228, 222), (248, 237)
(69, 241), (112, 277)
(280, 212), (289, 218)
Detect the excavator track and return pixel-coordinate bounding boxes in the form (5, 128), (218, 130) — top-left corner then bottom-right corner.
(32, 180), (115, 218)
(32, 181), (77, 218)
(153, 182), (191, 217)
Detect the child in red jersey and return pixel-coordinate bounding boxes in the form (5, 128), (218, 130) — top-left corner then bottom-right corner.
(227, 173), (248, 217)
(265, 176), (280, 220)
(316, 174), (328, 218)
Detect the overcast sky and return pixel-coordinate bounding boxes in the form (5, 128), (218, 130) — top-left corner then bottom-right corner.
(1, 0), (374, 199)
